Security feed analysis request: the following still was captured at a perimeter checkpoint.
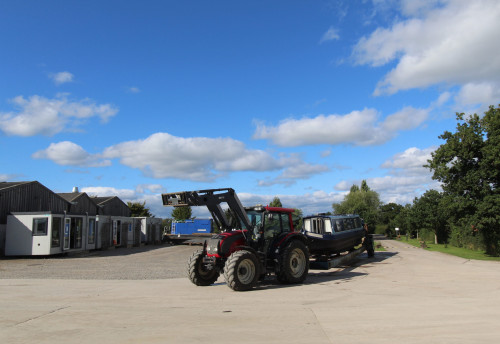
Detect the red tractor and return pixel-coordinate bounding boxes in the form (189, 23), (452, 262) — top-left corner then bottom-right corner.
(162, 188), (309, 291)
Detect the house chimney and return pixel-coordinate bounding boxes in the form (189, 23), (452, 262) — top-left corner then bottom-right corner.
(72, 186), (79, 193)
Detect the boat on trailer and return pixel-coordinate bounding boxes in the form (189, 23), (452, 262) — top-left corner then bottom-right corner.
(302, 214), (366, 256)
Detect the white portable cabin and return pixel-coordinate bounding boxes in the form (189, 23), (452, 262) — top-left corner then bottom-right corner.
(5, 212), (98, 256)
(96, 215), (135, 249)
(135, 217), (163, 245)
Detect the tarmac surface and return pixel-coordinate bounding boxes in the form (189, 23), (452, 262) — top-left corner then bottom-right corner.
(1, 237), (500, 343)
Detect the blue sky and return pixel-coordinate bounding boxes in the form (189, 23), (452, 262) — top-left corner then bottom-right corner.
(1, 0), (499, 218)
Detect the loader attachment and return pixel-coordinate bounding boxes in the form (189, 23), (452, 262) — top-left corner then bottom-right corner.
(162, 188), (252, 232)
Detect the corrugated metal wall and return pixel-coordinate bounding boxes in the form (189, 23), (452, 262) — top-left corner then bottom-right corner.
(99, 198), (131, 217)
(69, 194), (98, 216)
(0, 182), (70, 224)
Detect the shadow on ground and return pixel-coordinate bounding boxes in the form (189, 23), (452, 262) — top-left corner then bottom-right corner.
(221, 250), (399, 291)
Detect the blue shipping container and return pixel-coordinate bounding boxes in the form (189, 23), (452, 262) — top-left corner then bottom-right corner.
(171, 219), (213, 235)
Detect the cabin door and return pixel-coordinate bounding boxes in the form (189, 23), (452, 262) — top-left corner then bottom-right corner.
(63, 218), (71, 250)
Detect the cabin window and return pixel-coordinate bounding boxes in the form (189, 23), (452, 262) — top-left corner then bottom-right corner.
(51, 217), (62, 247)
(280, 213), (291, 232)
(354, 217), (362, 228)
(324, 219), (332, 233)
(264, 212), (283, 239)
(88, 218), (96, 244)
(318, 219), (324, 234)
(71, 217), (83, 249)
(304, 219), (311, 232)
(311, 218), (324, 234)
(264, 213), (280, 233)
(33, 218), (48, 236)
(343, 218), (354, 231)
(334, 219), (344, 232)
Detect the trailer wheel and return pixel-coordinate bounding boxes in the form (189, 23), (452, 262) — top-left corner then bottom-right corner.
(187, 250), (220, 286)
(366, 241), (375, 258)
(365, 234), (375, 257)
(224, 250), (260, 291)
(277, 240), (309, 284)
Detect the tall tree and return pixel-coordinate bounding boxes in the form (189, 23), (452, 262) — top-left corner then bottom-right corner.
(127, 201), (152, 217)
(379, 203), (403, 228)
(426, 105), (500, 255)
(171, 206), (192, 221)
(392, 204), (418, 238)
(332, 180), (380, 232)
(292, 208), (303, 231)
(269, 196), (283, 208)
(412, 190), (449, 244)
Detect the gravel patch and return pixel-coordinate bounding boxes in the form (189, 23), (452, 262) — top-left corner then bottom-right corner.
(0, 244), (201, 280)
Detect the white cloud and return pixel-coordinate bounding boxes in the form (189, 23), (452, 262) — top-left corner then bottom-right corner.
(335, 146), (440, 204)
(354, 0), (500, 96)
(320, 149), (331, 158)
(0, 95), (118, 136)
(32, 141), (111, 167)
(257, 158), (330, 187)
(253, 106), (428, 147)
(238, 190), (344, 216)
(128, 87), (140, 93)
(81, 186), (137, 199)
(454, 82), (500, 113)
(30, 133), (328, 184)
(135, 184), (164, 194)
(0, 174), (7, 181)
(101, 133), (281, 181)
(254, 109), (381, 146)
(50, 71), (74, 85)
(34, 133), (329, 185)
(320, 26), (340, 43)
(99, 132), (326, 183)
(382, 107), (429, 132)
(400, 0), (444, 17)
(380, 146), (435, 175)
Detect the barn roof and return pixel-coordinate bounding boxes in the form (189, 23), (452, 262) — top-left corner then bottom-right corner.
(0, 181), (35, 191)
(91, 196), (117, 205)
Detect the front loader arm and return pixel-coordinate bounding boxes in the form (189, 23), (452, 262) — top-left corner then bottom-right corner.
(162, 188), (252, 232)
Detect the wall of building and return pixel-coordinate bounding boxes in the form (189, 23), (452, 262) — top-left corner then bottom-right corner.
(0, 182), (69, 224)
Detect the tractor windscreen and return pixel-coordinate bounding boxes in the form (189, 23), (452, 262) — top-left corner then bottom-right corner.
(241, 210), (264, 231)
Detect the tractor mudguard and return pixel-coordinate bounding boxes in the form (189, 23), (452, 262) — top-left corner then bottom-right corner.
(275, 232), (308, 255)
(206, 231), (247, 258)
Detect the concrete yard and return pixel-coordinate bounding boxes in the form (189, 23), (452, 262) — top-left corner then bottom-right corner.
(1, 238), (500, 343)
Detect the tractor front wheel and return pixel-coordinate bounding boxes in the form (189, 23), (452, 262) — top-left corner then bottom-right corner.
(224, 250), (260, 291)
(277, 240), (309, 284)
(187, 250), (220, 286)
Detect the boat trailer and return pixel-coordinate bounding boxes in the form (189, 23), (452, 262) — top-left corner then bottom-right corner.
(309, 234), (374, 270)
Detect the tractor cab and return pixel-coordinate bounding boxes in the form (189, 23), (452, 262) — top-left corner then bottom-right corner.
(243, 206), (295, 256)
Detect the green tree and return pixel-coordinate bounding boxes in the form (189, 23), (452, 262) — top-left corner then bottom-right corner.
(379, 203), (403, 227)
(332, 180), (380, 232)
(127, 201), (152, 217)
(392, 204), (418, 238)
(224, 208), (239, 228)
(269, 196), (283, 208)
(171, 206), (192, 221)
(426, 105), (500, 255)
(292, 208), (303, 231)
(412, 190), (449, 244)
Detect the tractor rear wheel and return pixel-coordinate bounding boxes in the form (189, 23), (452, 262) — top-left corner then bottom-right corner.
(224, 250), (260, 291)
(187, 250), (220, 286)
(277, 240), (309, 284)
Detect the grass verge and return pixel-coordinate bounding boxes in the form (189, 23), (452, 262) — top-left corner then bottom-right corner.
(399, 237), (500, 261)
(375, 242), (386, 251)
